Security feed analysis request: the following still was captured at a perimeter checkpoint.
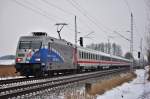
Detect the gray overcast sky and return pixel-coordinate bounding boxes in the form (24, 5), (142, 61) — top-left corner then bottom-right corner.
(0, 0), (147, 58)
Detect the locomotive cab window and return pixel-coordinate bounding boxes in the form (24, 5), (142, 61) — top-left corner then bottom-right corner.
(19, 41), (42, 49)
(19, 41), (30, 49)
(31, 41), (42, 49)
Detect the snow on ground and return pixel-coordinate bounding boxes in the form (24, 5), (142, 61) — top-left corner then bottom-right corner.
(0, 76), (25, 80)
(97, 66), (150, 99)
(0, 59), (15, 65)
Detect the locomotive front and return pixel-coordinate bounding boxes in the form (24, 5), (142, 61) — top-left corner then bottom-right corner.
(15, 32), (48, 77)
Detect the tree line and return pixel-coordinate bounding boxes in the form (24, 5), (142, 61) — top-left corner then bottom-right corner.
(86, 42), (123, 57)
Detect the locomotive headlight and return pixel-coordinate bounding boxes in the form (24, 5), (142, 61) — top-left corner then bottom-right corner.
(35, 58), (40, 61)
(16, 58), (23, 62)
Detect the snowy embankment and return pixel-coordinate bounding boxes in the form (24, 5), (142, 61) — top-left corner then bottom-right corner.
(0, 76), (24, 80)
(97, 66), (150, 99)
(0, 59), (15, 65)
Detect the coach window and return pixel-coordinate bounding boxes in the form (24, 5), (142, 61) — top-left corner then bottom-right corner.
(87, 53), (88, 59)
(93, 54), (94, 59)
(90, 54), (91, 59)
(105, 56), (108, 60)
(83, 52), (85, 59)
(101, 56), (104, 60)
(84, 52), (86, 59)
(90, 53), (92, 59)
(79, 51), (81, 59)
(107, 57), (110, 61)
(105, 56), (107, 60)
(89, 53), (91, 59)
(98, 55), (100, 60)
(96, 55), (98, 60)
(83, 52), (84, 59)
(86, 53), (88, 59)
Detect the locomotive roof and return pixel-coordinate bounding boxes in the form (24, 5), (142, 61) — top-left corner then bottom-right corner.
(19, 35), (73, 46)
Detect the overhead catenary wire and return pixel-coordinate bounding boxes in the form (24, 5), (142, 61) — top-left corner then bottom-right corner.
(12, 0), (57, 22)
(41, 0), (93, 33)
(15, 0), (130, 43)
(71, 0), (113, 33)
(41, 0), (75, 16)
(66, 0), (109, 35)
(22, 0), (67, 21)
(13, 0), (137, 47)
(68, 0), (134, 43)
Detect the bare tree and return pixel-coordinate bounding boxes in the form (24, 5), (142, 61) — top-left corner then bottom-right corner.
(86, 42), (123, 56)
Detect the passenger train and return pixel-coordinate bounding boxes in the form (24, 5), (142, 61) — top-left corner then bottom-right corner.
(15, 32), (131, 77)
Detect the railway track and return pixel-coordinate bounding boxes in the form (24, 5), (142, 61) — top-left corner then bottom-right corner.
(0, 68), (129, 99)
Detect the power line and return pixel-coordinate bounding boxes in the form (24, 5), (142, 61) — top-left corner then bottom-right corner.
(11, 0), (78, 39)
(41, 0), (94, 34)
(22, 0), (65, 21)
(114, 31), (130, 41)
(12, 0), (57, 22)
(41, 0), (75, 16)
(67, 0), (100, 33)
(66, 0), (109, 35)
(13, 0), (135, 48)
(68, 0), (133, 43)
(71, 0), (113, 33)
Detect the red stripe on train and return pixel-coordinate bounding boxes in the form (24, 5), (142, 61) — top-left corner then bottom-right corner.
(77, 60), (128, 65)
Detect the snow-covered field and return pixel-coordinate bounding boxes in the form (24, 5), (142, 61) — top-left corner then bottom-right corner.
(0, 59), (15, 65)
(97, 67), (150, 99)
